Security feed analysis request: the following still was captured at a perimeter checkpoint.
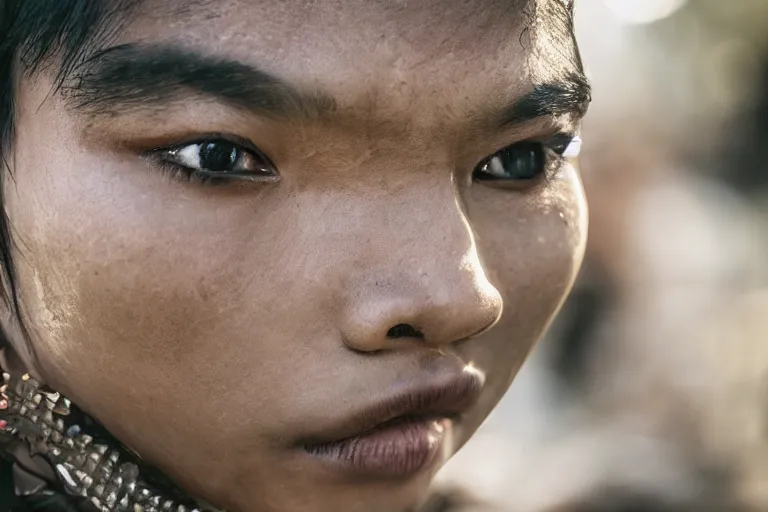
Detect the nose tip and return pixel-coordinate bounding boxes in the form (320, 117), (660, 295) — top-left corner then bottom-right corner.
(340, 275), (503, 353)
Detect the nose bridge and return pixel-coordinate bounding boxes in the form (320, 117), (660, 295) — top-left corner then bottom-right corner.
(339, 178), (503, 352)
(390, 182), (474, 271)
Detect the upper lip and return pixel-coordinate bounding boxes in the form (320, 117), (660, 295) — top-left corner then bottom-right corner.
(303, 366), (484, 445)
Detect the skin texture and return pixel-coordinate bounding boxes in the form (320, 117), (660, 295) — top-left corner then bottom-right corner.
(2, 1), (588, 511)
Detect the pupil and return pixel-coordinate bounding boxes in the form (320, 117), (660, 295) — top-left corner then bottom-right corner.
(200, 142), (237, 173)
(501, 143), (544, 179)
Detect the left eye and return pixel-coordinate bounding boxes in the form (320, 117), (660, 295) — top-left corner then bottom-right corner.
(159, 140), (276, 179)
(473, 136), (581, 184)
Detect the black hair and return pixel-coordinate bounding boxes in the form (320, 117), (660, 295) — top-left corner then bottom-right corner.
(0, 0), (139, 346)
(0, 12), (140, 508)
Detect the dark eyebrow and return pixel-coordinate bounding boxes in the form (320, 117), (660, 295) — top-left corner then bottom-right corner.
(64, 43), (336, 119)
(496, 71), (592, 128)
(65, 43), (590, 130)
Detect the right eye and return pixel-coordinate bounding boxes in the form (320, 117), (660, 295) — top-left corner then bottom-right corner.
(152, 138), (277, 184)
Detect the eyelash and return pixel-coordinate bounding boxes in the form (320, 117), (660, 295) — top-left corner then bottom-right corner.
(152, 159), (225, 185)
(144, 134), (277, 186)
(145, 132), (581, 188)
(547, 134), (581, 173)
(471, 133), (581, 187)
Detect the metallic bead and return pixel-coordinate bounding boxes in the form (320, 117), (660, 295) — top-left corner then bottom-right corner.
(44, 390), (61, 402)
(55, 419), (65, 431)
(122, 463), (139, 481)
(32, 393), (42, 405)
(104, 482), (119, 495)
(93, 483), (105, 497)
(19, 405), (28, 416)
(95, 443), (109, 455)
(134, 506), (145, 512)
(150, 495), (161, 506)
(56, 463), (78, 489)
(53, 404), (70, 416)
(85, 457), (98, 474)
(73, 453), (87, 468)
(81, 434), (93, 445)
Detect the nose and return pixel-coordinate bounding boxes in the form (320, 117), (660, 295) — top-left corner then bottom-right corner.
(339, 187), (503, 353)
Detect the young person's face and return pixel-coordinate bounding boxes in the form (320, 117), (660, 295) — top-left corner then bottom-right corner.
(5, 1), (588, 511)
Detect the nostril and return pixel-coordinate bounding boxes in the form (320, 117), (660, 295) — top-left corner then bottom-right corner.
(386, 323), (424, 340)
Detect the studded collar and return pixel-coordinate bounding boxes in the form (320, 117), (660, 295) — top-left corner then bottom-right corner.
(0, 370), (217, 512)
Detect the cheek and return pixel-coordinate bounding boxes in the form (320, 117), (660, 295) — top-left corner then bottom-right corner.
(5, 141), (331, 492)
(6, 120), (312, 420)
(463, 167), (587, 387)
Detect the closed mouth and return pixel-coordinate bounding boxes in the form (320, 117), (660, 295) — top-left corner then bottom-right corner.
(301, 365), (484, 447)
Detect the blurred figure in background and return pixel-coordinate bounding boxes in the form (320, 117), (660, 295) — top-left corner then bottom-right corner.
(434, 1), (768, 510)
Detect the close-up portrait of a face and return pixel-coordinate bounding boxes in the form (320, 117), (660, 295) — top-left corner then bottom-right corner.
(0, 1), (590, 511)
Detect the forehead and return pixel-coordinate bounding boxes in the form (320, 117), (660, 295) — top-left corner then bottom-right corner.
(118, 0), (579, 116)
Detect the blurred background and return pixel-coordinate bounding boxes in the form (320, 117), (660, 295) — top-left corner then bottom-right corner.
(431, 1), (768, 510)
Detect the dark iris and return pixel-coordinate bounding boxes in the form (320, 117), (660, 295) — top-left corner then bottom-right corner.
(199, 142), (239, 173)
(474, 142), (547, 181)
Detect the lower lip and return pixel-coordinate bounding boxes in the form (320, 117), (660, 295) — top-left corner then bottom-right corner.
(304, 417), (448, 478)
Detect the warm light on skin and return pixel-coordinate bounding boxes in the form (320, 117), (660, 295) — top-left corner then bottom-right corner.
(2, 1), (589, 510)
(463, 363), (487, 386)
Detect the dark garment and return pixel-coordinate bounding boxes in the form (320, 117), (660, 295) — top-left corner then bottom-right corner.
(1, 456), (22, 511)
(1, 454), (95, 512)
